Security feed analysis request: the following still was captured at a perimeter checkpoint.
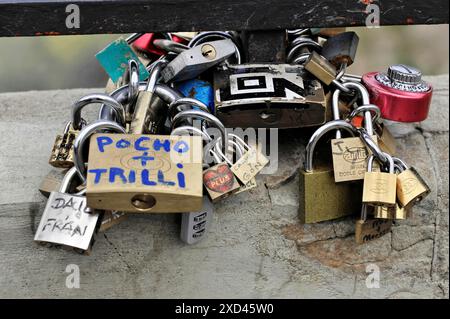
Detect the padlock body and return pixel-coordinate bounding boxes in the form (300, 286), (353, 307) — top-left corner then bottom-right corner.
(214, 64), (327, 128)
(49, 132), (77, 168)
(180, 196), (214, 244)
(34, 191), (99, 251)
(86, 134), (203, 213)
(176, 79), (215, 113)
(203, 163), (240, 202)
(96, 38), (149, 83)
(129, 92), (167, 134)
(362, 171), (397, 207)
(396, 167), (430, 208)
(355, 218), (392, 244)
(321, 31), (359, 67)
(304, 51), (337, 85)
(230, 146), (269, 184)
(362, 72), (432, 122)
(374, 205), (396, 219)
(331, 135), (378, 182)
(298, 167), (362, 224)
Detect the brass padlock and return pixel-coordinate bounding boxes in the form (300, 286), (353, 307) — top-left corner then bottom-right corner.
(85, 133), (203, 213)
(214, 63), (327, 129)
(299, 120), (362, 224)
(129, 61), (167, 134)
(394, 157), (431, 208)
(374, 203), (410, 220)
(304, 51), (337, 86)
(331, 82), (381, 182)
(49, 121), (79, 168)
(355, 204), (392, 244)
(362, 154), (397, 207)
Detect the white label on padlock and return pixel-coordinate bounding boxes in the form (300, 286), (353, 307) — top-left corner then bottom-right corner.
(34, 192), (99, 250)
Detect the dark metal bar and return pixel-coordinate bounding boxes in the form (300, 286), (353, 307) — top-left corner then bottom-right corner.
(0, 0), (448, 37)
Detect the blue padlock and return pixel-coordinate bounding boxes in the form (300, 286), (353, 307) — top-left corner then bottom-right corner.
(176, 79), (214, 113)
(96, 38), (149, 83)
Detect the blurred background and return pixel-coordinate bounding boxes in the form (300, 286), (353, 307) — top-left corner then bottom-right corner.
(0, 25), (448, 93)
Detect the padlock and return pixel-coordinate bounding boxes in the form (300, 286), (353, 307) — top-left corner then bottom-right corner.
(188, 31), (243, 64)
(321, 31), (359, 68)
(362, 153), (397, 207)
(161, 39), (237, 83)
(34, 167), (100, 251)
(212, 135), (260, 194)
(331, 82), (380, 182)
(214, 63), (327, 128)
(80, 118), (203, 212)
(355, 204), (392, 244)
(362, 65), (433, 122)
(96, 37), (149, 84)
(49, 121), (80, 168)
(180, 194), (214, 245)
(220, 134), (269, 185)
(203, 150), (240, 202)
(393, 157), (430, 208)
(298, 120), (362, 224)
(304, 51), (337, 86)
(176, 79), (215, 113)
(129, 61), (168, 134)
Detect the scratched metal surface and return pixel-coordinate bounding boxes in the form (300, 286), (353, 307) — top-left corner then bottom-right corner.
(0, 0), (448, 37)
(0, 75), (448, 298)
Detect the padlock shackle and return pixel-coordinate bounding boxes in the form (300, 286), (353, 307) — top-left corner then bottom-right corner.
(393, 157), (409, 171)
(169, 97), (210, 120)
(171, 110), (228, 155)
(213, 138), (245, 165)
(73, 120), (127, 183)
(146, 60), (166, 93)
(347, 104), (381, 124)
(367, 152), (395, 174)
(59, 166), (86, 196)
(171, 125), (212, 142)
(72, 93), (126, 130)
(124, 59), (140, 105)
(304, 120), (356, 172)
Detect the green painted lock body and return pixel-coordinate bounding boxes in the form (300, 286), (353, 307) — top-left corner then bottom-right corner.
(299, 120), (362, 224)
(299, 164), (362, 224)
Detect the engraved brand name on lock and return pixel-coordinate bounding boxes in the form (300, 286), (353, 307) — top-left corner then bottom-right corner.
(402, 178), (419, 195)
(88, 135), (192, 188)
(342, 147), (368, 164)
(370, 178), (389, 194)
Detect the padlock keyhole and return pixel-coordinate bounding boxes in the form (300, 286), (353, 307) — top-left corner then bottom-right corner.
(131, 194), (156, 211)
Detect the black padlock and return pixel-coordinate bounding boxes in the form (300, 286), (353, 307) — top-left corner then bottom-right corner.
(321, 31), (359, 68)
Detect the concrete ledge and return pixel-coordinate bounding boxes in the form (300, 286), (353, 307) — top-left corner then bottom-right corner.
(0, 75), (448, 298)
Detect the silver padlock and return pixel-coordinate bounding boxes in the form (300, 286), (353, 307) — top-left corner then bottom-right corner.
(34, 167), (99, 251)
(161, 39), (237, 83)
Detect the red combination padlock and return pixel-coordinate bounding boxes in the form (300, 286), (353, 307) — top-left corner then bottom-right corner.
(132, 33), (187, 57)
(362, 65), (433, 122)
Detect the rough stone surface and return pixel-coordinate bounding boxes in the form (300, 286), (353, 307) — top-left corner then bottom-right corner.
(0, 76), (448, 299)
